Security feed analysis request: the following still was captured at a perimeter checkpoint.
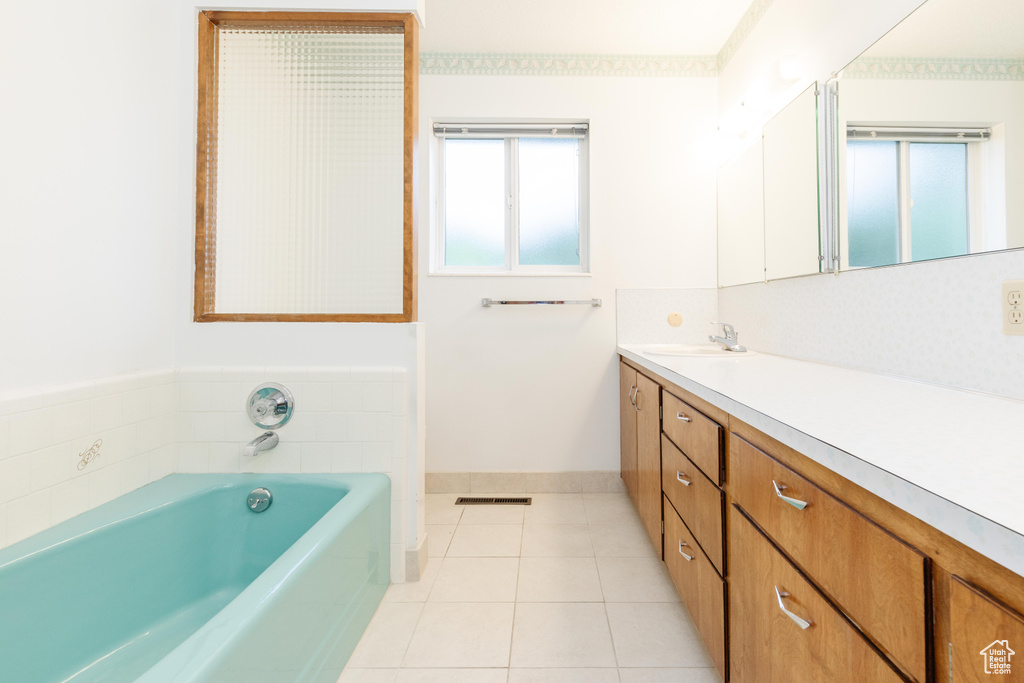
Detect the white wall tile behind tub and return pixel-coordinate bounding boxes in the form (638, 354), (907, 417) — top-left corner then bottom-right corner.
(0, 369), (176, 549)
(616, 289), (720, 346)
(1, 367), (417, 579)
(718, 248), (1024, 401)
(179, 366), (413, 582)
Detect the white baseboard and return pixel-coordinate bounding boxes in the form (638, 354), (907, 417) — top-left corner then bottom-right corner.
(425, 471), (625, 494)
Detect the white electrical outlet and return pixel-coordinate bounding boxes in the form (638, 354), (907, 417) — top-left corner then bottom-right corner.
(1004, 279), (1024, 335)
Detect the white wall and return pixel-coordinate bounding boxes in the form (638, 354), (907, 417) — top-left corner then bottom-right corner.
(419, 75), (719, 473)
(0, 0), (178, 395)
(717, 0), (923, 128)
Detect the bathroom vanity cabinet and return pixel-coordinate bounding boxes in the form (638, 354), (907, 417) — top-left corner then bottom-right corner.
(618, 355), (1024, 683)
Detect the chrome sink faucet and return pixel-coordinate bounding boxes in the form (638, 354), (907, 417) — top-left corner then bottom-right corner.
(709, 322), (747, 352)
(244, 431), (279, 457)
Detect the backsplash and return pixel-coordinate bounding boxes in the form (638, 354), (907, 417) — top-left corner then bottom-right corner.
(0, 370), (176, 549)
(616, 288), (719, 345)
(175, 366), (412, 581)
(718, 248), (1024, 401)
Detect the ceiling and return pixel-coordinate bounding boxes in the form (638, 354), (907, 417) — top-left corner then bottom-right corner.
(862, 0), (1024, 60)
(419, 0), (752, 55)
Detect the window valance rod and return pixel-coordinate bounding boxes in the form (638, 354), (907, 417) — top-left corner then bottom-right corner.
(433, 122), (588, 138)
(846, 125), (990, 142)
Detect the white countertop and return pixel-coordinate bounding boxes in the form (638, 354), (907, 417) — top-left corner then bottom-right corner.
(618, 343), (1024, 578)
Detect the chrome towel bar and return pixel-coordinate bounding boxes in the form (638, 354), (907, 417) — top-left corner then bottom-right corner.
(481, 298), (602, 307)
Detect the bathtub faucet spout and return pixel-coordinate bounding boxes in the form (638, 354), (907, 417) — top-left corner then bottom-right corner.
(244, 431), (279, 457)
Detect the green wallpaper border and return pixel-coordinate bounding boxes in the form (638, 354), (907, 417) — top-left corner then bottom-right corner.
(717, 0), (775, 71)
(419, 52), (718, 77)
(845, 57), (1024, 81)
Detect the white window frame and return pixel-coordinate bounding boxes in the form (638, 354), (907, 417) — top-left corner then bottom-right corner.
(432, 122), (590, 276)
(841, 126), (988, 270)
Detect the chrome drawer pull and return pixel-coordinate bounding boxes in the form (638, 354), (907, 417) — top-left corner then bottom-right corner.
(773, 480), (808, 510)
(629, 385), (637, 408)
(775, 586), (812, 629)
(676, 412), (692, 423)
(676, 471), (692, 486)
(678, 540), (694, 561)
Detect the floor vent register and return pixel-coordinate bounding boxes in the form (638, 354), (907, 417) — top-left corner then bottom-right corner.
(455, 497), (532, 505)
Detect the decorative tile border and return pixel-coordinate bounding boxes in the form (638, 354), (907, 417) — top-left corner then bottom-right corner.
(717, 0), (775, 72)
(845, 57), (1024, 81)
(419, 52), (717, 77)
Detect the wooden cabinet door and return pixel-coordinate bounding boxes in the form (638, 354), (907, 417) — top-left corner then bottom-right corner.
(634, 372), (662, 558)
(951, 575), (1024, 681)
(729, 505), (906, 683)
(619, 362), (638, 504)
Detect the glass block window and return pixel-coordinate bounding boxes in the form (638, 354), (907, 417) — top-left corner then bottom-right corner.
(433, 123), (589, 274)
(194, 12), (417, 322)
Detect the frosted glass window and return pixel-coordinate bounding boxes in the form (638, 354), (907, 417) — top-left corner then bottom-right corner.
(443, 140), (506, 267)
(909, 143), (968, 262)
(434, 124), (588, 273)
(519, 138), (581, 267)
(847, 140), (900, 268)
(194, 13), (416, 322)
(846, 138), (971, 268)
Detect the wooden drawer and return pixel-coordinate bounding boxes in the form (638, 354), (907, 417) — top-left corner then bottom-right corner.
(662, 391), (723, 484)
(729, 505), (906, 683)
(951, 575), (1024, 681)
(662, 434), (724, 575)
(664, 495), (726, 679)
(730, 435), (929, 682)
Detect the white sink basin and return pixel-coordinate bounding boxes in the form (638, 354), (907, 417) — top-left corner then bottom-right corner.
(640, 344), (757, 358)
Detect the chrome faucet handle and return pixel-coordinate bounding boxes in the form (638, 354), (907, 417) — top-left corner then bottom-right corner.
(710, 322), (737, 340)
(708, 322), (746, 352)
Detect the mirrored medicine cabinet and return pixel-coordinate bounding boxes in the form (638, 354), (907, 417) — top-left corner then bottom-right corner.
(717, 0), (1024, 287)
(832, 0), (1024, 270)
(717, 84), (822, 287)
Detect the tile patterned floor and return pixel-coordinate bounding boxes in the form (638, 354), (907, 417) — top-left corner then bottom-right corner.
(339, 492), (722, 683)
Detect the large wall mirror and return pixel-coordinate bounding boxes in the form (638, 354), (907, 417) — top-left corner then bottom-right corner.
(763, 83), (822, 281)
(717, 140), (764, 287)
(717, 83), (822, 287)
(833, 0), (1024, 270)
